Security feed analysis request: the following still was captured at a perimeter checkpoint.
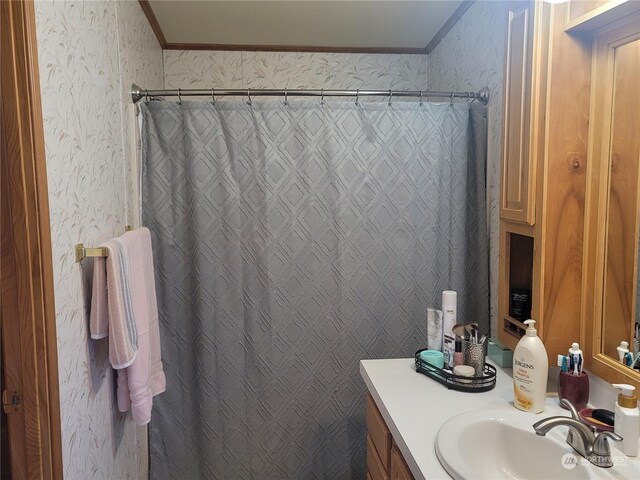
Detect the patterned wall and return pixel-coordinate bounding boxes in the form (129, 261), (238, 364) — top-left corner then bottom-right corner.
(33, 1), (162, 478)
(164, 50), (429, 91)
(429, 1), (508, 338)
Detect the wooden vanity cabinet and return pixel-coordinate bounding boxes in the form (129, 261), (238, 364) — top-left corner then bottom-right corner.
(366, 394), (414, 480)
(390, 442), (414, 480)
(498, 1), (591, 358)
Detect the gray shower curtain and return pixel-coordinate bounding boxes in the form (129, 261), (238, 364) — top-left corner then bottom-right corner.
(141, 100), (488, 479)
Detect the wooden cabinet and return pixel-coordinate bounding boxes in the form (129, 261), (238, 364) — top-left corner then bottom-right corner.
(366, 394), (391, 480)
(566, 0), (640, 31)
(500, 1), (538, 224)
(390, 442), (414, 480)
(567, 0), (612, 24)
(367, 435), (389, 480)
(498, 1), (591, 359)
(366, 394), (414, 480)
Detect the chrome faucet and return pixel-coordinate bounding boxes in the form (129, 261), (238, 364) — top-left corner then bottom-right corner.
(532, 399), (623, 468)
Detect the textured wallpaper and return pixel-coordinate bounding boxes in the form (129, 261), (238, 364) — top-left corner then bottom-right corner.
(164, 50), (429, 92)
(429, 0), (508, 339)
(33, 1), (162, 478)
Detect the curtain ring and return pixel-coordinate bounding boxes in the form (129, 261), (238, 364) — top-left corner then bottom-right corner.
(144, 89), (149, 103)
(321, 88), (325, 105)
(467, 92), (471, 103)
(449, 92), (454, 105)
(211, 88), (216, 105)
(388, 89), (393, 107)
(419, 90), (423, 106)
(355, 89), (359, 106)
(178, 88), (182, 105)
(283, 87), (288, 106)
(247, 88), (252, 106)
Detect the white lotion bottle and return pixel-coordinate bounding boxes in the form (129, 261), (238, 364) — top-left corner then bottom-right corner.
(613, 384), (639, 456)
(441, 290), (457, 368)
(513, 319), (548, 413)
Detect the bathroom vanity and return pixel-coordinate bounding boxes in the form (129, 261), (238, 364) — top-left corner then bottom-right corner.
(366, 393), (414, 480)
(361, 358), (639, 480)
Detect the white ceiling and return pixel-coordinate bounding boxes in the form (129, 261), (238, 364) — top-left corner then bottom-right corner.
(148, 1), (465, 50)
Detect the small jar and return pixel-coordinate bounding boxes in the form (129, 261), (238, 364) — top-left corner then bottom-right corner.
(453, 365), (475, 383)
(453, 338), (464, 367)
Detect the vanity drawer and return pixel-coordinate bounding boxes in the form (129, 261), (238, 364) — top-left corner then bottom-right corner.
(366, 394), (391, 471)
(367, 434), (389, 480)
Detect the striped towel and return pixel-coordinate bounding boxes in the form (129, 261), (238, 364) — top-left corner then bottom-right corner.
(89, 238), (138, 369)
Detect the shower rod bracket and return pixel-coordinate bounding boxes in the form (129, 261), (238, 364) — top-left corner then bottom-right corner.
(131, 84), (489, 105)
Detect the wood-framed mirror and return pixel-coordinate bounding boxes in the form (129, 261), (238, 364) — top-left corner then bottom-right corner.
(583, 12), (640, 390)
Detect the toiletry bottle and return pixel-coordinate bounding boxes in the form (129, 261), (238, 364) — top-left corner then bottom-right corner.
(441, 290), (457, 368)
(568, 342), (583, 375)
(617, 341), (630, 364)
(613, 384), (639, 456)
(453, 337), (464, 367)
(513, 319), (548, 413)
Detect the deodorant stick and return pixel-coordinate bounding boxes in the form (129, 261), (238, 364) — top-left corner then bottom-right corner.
(441, 290), (457, 368)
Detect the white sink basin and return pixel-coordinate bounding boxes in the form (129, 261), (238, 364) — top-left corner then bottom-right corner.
(435, 410), (640, 480)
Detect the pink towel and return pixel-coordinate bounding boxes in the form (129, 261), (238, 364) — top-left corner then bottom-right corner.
(89, 256), (109, 339)
(90, 227), (166, 425)
(90, 244), (138, 369)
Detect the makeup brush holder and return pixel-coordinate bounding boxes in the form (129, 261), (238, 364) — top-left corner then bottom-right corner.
(463, 340), (487, 376)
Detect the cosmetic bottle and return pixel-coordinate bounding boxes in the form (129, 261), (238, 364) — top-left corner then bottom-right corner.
(441, 290), (457, 368)
(453, 337), (464, 367)
(613, 384), (639, 456)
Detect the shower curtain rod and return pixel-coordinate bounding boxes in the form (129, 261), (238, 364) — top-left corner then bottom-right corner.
(131, 84), (490, 105)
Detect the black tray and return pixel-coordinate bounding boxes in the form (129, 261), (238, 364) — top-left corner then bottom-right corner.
(414, 348), (497, 392)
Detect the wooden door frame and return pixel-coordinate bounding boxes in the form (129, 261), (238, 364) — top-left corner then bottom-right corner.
(1, 1), (63, 478)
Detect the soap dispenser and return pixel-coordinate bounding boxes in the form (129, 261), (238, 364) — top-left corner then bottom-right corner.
(557, 342), (589, 410)
(613, 384), (639, 456)
(513, 319), (548, 413)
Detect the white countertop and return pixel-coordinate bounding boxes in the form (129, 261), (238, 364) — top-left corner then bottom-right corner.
(359, 358), (570, 480)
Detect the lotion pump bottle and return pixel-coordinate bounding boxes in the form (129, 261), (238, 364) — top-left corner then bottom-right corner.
(513, 319), (548, 413)
(613, 384), (639, 456)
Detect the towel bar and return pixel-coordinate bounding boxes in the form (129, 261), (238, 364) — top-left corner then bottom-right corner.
(75, 225), (134, 262)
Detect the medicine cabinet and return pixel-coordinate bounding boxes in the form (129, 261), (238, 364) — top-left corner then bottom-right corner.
(582, 10), (640, 391)
(498, 0), (590, 358)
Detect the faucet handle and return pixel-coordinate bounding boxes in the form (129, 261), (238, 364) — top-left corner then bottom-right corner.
(560, 398), (581, 420)
(592, 431), (623, 456)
